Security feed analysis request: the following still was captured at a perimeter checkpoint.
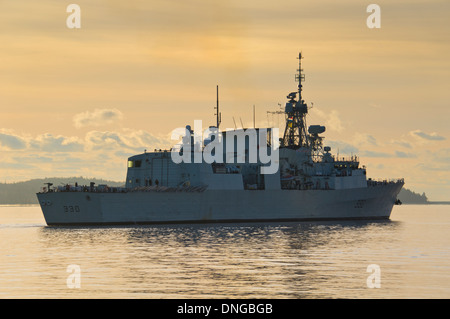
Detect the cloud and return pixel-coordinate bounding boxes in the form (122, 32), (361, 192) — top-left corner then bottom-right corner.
(85, 129), (172, 152)
(390, 139), (412, 149)
(361, 150), (393, 158)
(415, 162), (449, 172)
(354, 133), (378, 147)
(325, 140), (359, 156)
(0, 162), (35, 169)
(29, 134), (84, 152)
(73, 108), (124, 128)
(0, 130), (85, 153)
(13, 155), (53, 163)
(432, 148), (450, 163)
(395, 151), (417, 158)
(310, 108), (344, 133)
(0, 131), (27, 150)
(0, 128), (172, 182)
(85, 131), (127, 151)
(0, 128), (170, 155)
(409, 130), (446, 141)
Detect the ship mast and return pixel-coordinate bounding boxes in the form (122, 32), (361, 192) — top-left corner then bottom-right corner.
(296, 52), (305, 101)
(280, 52), (309, 149)
(215, 85), (221, 129)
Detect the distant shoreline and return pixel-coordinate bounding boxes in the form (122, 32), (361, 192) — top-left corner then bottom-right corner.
(0, 178), (446, 206)
(2, 203), (449, 207)
(0, 204), (39, 207)
(400, 201), (450, 205)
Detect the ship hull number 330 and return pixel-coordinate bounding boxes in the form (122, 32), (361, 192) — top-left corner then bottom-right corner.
(64, 205), (80, 213)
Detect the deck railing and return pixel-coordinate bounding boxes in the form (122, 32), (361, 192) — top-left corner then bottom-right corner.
(367, 178), (404, 186)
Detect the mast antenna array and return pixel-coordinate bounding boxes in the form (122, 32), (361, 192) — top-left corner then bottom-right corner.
(295, 52), (306, 101)
(280, 52), (310, 149)
(215, 85), (221, 129)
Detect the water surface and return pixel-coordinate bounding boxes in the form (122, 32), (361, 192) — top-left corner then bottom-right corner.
(0, 205), (449, 298)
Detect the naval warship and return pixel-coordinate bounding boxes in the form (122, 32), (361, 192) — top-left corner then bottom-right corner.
(37, 53), (404, 226)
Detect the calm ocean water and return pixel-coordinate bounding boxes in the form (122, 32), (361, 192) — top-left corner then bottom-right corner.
(0, 204), (449, 299)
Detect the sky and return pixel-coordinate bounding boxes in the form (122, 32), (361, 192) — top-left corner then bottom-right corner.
(0, 0), (449, 200)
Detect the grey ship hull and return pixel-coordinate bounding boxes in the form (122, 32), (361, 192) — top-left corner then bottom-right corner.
(37, 182), (403, 226)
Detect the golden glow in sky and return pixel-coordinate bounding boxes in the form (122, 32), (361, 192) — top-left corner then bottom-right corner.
(0, 0), (449, 200)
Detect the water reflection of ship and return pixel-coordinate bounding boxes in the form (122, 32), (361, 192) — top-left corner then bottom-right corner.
(39, 220), (398, 297)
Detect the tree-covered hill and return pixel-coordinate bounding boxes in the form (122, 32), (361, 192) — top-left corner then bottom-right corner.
(397, 188), (429, 204)
(0, 177), (124, 205)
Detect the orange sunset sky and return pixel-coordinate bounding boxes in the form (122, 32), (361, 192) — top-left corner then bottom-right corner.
(0, 0), (449, 200)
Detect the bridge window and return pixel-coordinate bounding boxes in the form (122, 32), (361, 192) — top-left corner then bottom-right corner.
(128, 160), (142, 168)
